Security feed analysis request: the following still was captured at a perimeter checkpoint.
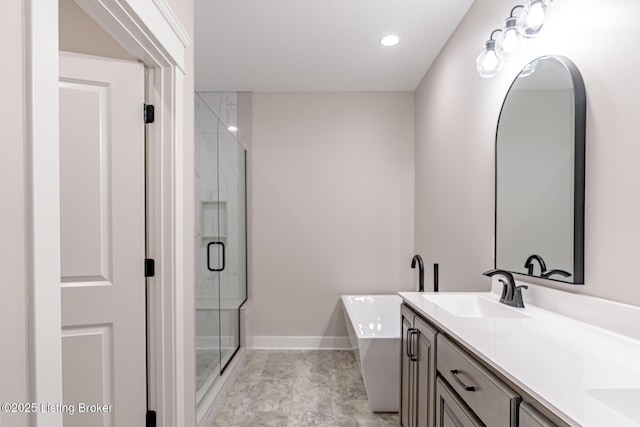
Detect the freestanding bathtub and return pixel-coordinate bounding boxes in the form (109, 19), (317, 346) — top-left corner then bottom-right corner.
(341, 294), (402, 412)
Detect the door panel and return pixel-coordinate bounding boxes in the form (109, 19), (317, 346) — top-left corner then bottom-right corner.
(62, 326), (113, 426)
(435, 378), (483, 427)
(401, 305), (414, 427)
(520, 403), (557, 427)
(415, 316), (437, 427)
(59, 81), (111, 282)
(59, 52), (146, 427)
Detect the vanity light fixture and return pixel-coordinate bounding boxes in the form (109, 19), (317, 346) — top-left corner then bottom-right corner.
(477, 0), (553, 78)
(495, 6), (524, 58)
(476, 30), (504, 78)
(519, 0), (552, 37)
(380, 35), (400, 47)
(227, 125), (238, 132)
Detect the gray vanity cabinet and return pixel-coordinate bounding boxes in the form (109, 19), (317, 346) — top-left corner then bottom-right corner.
(401, 304), (438, 427)
(519, 403), (557, 427)
(401, 306), (412, 426)
(400, 302), (569, 427)
(437, 335), (520, 427)
(435, 377), (483, 427)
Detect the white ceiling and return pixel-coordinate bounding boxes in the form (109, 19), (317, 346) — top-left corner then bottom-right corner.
(194, 0), (475, 92)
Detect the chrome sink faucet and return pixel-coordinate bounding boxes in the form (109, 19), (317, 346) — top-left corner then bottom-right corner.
(483, 269), (528, 308)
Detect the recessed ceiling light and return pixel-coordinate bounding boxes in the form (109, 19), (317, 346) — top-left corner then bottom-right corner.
(227, 126), (238, 132)
(380, 35), (399, 47)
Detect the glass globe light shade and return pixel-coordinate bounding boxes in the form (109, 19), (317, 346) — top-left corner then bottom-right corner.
(476, 39), (503, 78)
(495, 16), (521, 58)
(519, 0), (552, 38)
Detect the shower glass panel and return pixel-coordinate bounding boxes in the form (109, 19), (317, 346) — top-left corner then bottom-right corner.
(216, 115), (247, 370)
(195, 92), (247, 407)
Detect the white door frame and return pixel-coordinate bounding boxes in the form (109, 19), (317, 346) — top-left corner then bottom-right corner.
(25, 1), (193, 426)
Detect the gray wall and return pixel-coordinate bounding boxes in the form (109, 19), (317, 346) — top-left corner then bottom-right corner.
(249, 92), (415, 342)
(415, 0), (640, 306)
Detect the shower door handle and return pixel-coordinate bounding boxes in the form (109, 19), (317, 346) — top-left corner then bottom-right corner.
(207, 241), (226, 272)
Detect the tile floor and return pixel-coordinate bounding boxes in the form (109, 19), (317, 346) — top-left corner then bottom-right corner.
(209, 350), (399, 427)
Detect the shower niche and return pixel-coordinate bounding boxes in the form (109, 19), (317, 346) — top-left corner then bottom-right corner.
(194, 92), (247, 406)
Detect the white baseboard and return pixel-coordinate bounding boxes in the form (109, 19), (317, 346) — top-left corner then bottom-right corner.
(249, 336), (352, 350)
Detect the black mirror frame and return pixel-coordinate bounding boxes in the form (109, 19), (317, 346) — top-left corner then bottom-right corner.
(494, 55), (586, 284)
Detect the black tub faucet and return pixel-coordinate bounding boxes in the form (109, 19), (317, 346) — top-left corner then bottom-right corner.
(483, 269), (528, 308)
(411, 255), (424, 292)
(524, 254), (547, 276)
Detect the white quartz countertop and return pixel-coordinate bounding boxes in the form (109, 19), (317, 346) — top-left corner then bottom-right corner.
(399, 290), (640, 427)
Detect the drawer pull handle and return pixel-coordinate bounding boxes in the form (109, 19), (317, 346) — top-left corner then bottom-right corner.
(409, 329), (419, 362)
(450, 369), (476, 392)
(406, 328), (418, 361)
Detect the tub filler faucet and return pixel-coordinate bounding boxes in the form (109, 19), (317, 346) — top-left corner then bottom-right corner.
(411, 255), (424, 292)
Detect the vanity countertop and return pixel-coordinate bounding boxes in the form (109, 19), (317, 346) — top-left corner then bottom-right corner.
(399, 289), (640, 427)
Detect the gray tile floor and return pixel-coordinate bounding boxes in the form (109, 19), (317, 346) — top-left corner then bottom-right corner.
(210, 350), (399, 427)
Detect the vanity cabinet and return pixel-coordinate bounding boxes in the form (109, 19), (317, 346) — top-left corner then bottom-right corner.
(401, 304), (438, 427)
(437, 334), (520, 427)
(435, 377), (483, 427)
(400, 303), (565, 427)
(519, 403), (556, 427)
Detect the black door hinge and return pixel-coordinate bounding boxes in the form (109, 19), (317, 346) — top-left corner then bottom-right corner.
(145, 258), (155, 277)
(146, 410), (156, 427)
(144, 104), (155, 124)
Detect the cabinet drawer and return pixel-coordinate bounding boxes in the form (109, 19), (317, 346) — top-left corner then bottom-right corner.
(437, 335), (520, 427)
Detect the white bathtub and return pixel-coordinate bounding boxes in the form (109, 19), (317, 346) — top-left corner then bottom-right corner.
(341, 294), (402, 412)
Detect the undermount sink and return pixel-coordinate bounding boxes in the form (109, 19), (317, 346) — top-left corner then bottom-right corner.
(421, 294), (530, 319)
(585, 389), (640, 423)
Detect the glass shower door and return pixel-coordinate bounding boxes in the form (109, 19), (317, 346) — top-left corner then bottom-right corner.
(195, 93), (247, 406)
(195, 94), (222, 405)
(216, 122), (247, 371)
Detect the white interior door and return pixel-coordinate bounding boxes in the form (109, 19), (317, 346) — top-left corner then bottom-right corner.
(59, 52), (146, 427)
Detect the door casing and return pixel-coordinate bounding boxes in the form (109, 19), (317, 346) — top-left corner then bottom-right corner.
(25, 0), (194, 426)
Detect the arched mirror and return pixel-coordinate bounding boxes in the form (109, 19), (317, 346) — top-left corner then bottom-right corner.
(495, 55), (586, 284)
